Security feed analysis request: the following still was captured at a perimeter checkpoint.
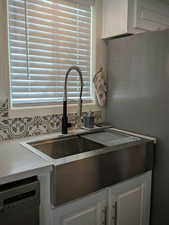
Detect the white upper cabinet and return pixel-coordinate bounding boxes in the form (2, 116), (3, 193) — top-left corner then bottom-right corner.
(102, 0), (169, 39)
(134, 0), (169, 31)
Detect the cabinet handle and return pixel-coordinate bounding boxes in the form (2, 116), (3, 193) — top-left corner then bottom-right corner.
(105, 207), (107, 225)
(102, 206), (107, 225)
(112, 202), (117, 225)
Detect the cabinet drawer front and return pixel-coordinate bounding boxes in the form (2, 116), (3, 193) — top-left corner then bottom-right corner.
(134, 0), (169, 31)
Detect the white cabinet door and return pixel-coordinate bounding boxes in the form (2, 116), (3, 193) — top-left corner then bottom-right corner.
(113, 186), (144, 225)
(53, 189), (107, 225)
(102, 0), (128, 39)
(134, 0), (169, 31)
(101, 0), (144, 38)
(108, 172), (152, 225)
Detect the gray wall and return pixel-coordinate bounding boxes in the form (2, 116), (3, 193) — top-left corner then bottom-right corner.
(106, 29), (169, 225)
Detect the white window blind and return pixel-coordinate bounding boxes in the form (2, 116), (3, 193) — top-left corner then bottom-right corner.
(8, 0), (94, 107)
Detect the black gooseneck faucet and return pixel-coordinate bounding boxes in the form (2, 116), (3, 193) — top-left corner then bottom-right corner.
(62, 66), (83, 134)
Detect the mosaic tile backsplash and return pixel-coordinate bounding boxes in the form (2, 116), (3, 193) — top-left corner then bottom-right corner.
(0, 100), (103, 141)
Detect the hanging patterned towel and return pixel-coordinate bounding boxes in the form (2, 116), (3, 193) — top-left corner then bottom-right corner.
(93, 68), (107, 106)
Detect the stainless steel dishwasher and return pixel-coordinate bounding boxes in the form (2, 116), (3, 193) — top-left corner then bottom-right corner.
(0, 176), (40, 225)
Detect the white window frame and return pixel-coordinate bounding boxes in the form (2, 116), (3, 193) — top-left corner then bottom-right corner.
(5, 0), (100, 118)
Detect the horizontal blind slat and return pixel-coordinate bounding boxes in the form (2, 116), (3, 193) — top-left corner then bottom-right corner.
(9, 19), (90, 34)
(12, 87), (90, 93)
(10, 39), (90, 53)
(9, 6), (90, 24)
(11, 56), (90, 64)
(11, 52), (90, 60)
(11, 70), (89, 76)
(11, 62), (90, 69)
(11, 78), (91, 85)
(11, 57), (90, 65)
(9, 13), (90, 29)
(12, 91), (90, 98)
(10, 47), (89, 57)
(10, 35), (90, 49)
(9, 28), (90, 44)
(12, 80), (90, 87)
(11, 68), (90, 74)
(11, 67), (90, 74)
(12, 78), (90, 83)
(9, 0), (91, 17)
(9, 0), (92, 10)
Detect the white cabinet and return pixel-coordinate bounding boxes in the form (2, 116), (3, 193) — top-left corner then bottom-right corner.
(111, 187), (144, 225)
(108, 172), (151, 225)
(102, 0), (169, 39)
(52, 172), (152, 225)
(53, 189), (107, 225)
(134, 0), (169, 32)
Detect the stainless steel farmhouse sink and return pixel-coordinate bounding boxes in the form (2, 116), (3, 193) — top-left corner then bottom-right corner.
(23, 129), (154, 206)
(29, 135), (105, 159)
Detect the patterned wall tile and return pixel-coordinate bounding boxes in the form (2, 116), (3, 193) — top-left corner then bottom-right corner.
(0, 100), (8, 118)
(0, 100), (103, 141)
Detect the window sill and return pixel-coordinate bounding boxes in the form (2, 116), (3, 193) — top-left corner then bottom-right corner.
(8, 102), (101, 118)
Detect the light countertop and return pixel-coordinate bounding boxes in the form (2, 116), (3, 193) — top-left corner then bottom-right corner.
(0, 138), (52, 185)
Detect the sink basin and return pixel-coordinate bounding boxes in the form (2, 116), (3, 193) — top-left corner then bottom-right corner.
(29, 135), (105, 159)
(23, 129), (154, 206)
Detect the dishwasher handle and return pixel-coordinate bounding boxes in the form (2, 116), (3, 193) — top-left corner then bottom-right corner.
(0, 177), (40, 212)
(0, 200), (3, 211)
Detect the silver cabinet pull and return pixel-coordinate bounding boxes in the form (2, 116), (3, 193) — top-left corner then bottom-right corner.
(105, 207), (107, 225)
(102, 206), (107, 225)
(112, 202), (118, 225)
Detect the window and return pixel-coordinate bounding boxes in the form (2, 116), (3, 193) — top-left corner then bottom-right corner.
(8, 0), (95, 108)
